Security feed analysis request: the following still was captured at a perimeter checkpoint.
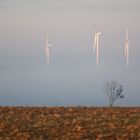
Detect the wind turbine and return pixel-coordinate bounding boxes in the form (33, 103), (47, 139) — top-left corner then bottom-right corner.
(124, 28), (131, 67)
(46, 34), (51, 65)
(93, 27), (101, 65)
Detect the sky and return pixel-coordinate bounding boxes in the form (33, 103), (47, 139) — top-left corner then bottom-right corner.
(0, 0), (140, 106)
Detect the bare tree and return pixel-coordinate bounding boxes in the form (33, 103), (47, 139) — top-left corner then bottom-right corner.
(103, 81), (124, 107)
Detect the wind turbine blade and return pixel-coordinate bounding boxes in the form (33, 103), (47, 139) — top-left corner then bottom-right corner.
(126, 28), (128, 41)
(124, 43), (127, 57)
(96, 36), (99, 65)
(46, 47), (50, 65)
(94, 33), (97, 52)
(127, 45), (129, 67)
(96, 32), (101, 65)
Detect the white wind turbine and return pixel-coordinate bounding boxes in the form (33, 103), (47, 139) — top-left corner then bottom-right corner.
(93, 27), (101, 65)
(124, 28), (131, 67)
(46, 34), (51, 65)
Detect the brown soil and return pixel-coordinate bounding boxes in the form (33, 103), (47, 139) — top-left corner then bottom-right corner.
(0, 107), (140, 140)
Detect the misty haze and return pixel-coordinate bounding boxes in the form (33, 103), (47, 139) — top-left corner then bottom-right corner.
(0, 0), (140, 106)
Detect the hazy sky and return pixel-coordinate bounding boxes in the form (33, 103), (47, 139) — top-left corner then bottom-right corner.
(0, 0), (140, 106)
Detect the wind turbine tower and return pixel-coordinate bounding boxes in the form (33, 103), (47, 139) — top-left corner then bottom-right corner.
(124, 28), (131, 67)
(46, 34), (51, 65)
(93, 28), (101, 65)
